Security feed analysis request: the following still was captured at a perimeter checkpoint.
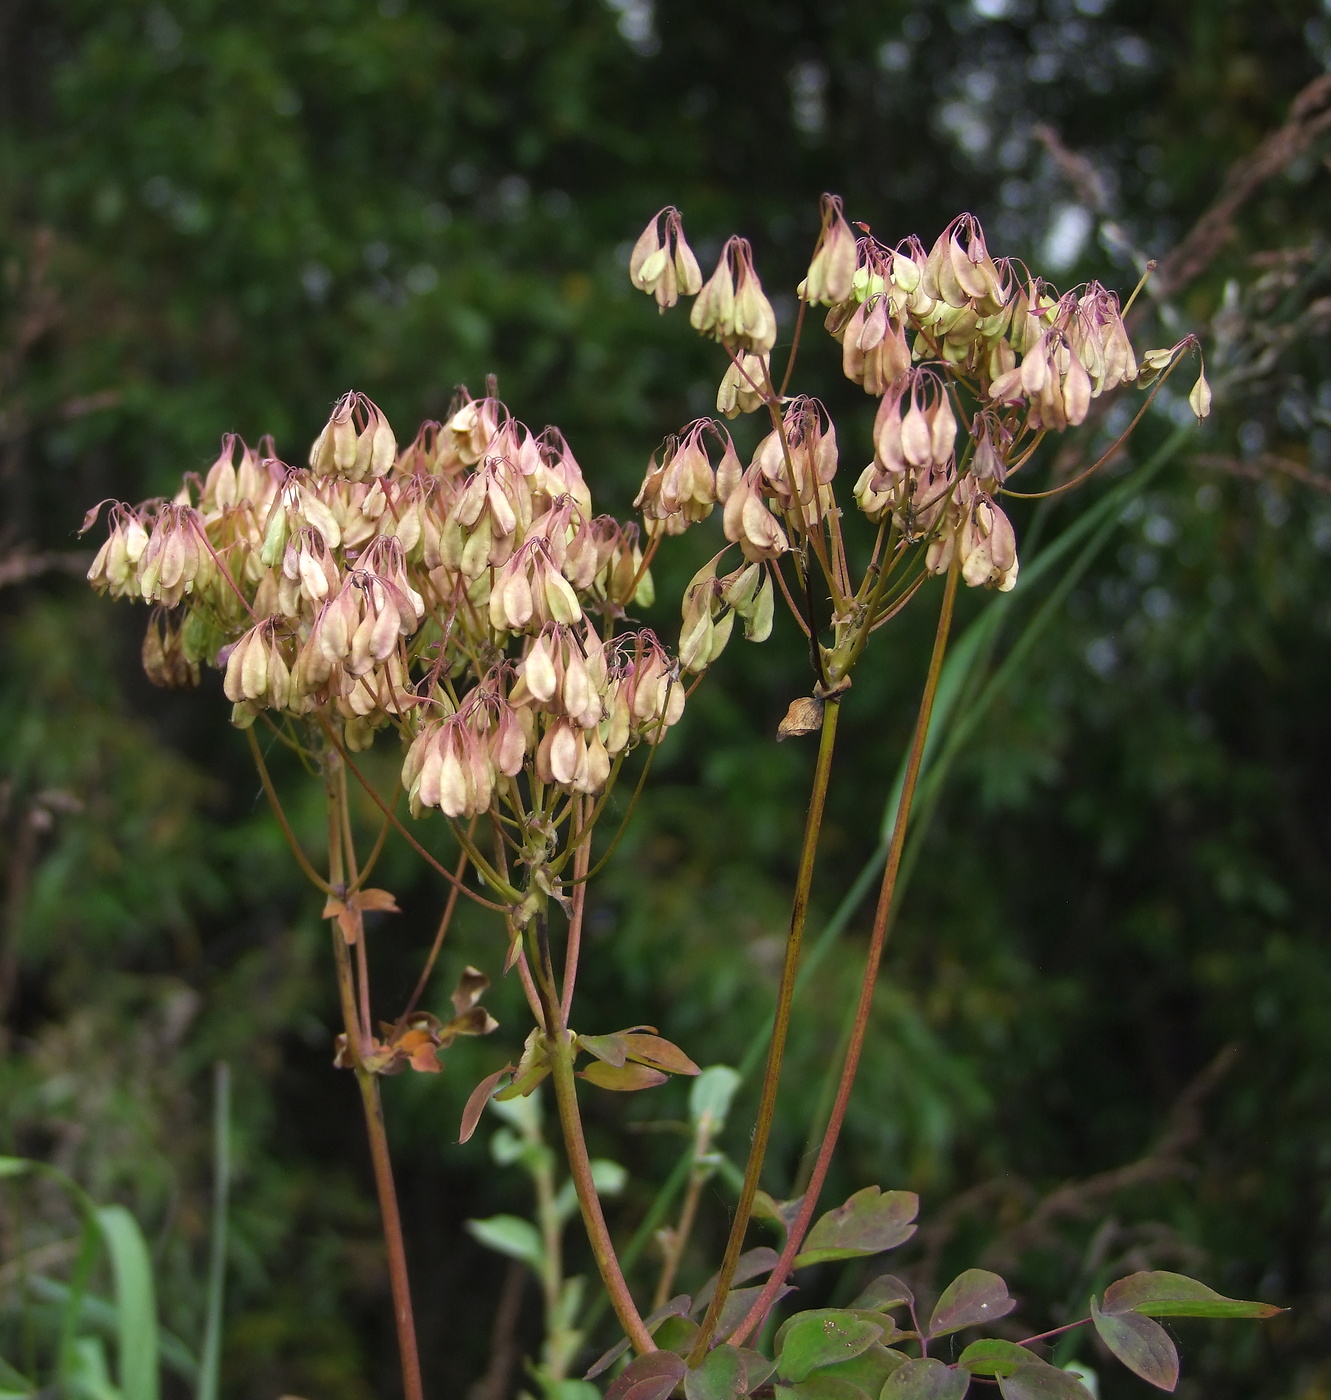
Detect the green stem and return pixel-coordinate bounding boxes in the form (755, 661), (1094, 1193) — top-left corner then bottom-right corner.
(548, 1031), (655, 1355)
(688, 697), (842, 1362)
(731, 558), (960, 1348)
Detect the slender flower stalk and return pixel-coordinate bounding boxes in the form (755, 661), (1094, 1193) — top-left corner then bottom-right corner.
(730, 556), (961, 1348)
(325, 762), (426, 1400)
(688, 698), (841, 1361)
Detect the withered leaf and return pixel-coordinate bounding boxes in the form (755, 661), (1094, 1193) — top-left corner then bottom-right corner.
(778, 695), (824, 740)
(621, 1032), (701, 1076)
(459, 1065), (514, 1143)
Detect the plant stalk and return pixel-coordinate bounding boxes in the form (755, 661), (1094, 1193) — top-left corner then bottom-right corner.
(547, 1029), (655, 1355)
(688, 697), (841, 1362)
(325, 767), (425, 1400)
(731, 558), (960, 1347)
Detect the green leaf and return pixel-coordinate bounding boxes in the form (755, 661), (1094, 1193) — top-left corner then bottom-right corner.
(578, 1033), (628, 1067)
(0, 1158), (30, 1179)
(684, 1344), (747, 1400)
(465, 1215), (544, 1270)
(550, 1383), (601, 1400)
(850, 1274), (914, 1312)
(1090, 1298), (1178, 1391)
(774, 1378), (871, 1399)
(578, 1060), (670, 1092)
(958, 1340), (1040, 1378)
(605, 1351), (686, 1400)
(927, 1270), (1016, 1339)
(794, 1188), (919, 1268)
(811, 1343), (907, 1393)
(777, 1313), (882, 1384)
(735, 1348), (776, 1391)
(97, 1205), (159, 1400)
(654, 1316), (701, 1354)
(1100, 1271), (1282, 1320)
(689, 1066), (741, 1130)
(67, 1335), (121, 1400)
(997, 1364), (1094, 1400)
(880, 1357), (969, 1400)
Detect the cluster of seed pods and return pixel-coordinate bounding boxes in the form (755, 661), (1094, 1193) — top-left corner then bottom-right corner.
(86, 389), (693, 838)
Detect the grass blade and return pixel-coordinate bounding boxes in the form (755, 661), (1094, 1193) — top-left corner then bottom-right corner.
(96, 1205), (159, 1400)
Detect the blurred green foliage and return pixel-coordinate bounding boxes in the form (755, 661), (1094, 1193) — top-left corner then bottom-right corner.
(3, 1), (1331, 1397)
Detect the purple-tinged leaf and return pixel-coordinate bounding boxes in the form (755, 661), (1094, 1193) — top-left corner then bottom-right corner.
(735, 1347), (776, 1390)
(1091, 1297), (1179, 1390)
(795, 1188), (919, 1268)
(997, 1364), (1094, 1400)
(714, 1283), (793, 1341)
(850, 1273), (914, 1312)
(622, 1032), (702, 1076)
(753, 1190), (804, 1239)
(777, 1313), (883, 1384)
(458, 1065), (513, 1143)
(692, 1248), (779, 1315)
(585, 1296), (692, 1379)
(958, 1340), (1042, 1378)
(605, 1351), (687, 1400)
(880, 1357), (969, 1400)
(684, 1344), (747, 1400)
(1100, 1271), (1282, 1320)
(927, 1269), (1016, 1339)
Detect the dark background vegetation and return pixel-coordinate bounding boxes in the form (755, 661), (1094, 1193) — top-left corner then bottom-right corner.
(3, 0), (1331, 1396)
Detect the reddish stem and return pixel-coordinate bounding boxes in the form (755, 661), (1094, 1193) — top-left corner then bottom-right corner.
(730, 558), (960, 1347)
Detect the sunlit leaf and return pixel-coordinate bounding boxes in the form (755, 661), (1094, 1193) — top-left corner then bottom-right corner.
(1091, 1297), (1178, 1390)
(927, 1269), (1016, 1339)
(776, 1312), (881, 1384)
(794, 1188), (919, 1268)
